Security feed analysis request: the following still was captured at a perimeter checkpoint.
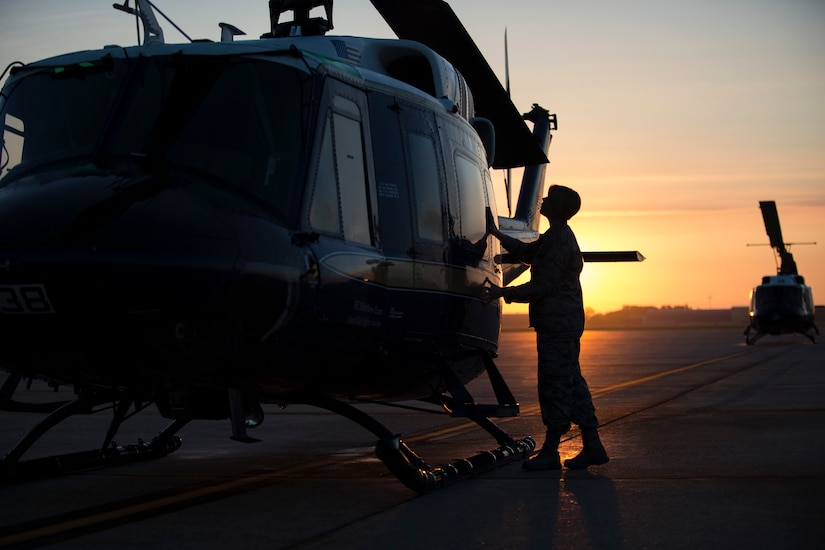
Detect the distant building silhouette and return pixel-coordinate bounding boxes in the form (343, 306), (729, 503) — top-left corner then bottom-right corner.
(502, 306), (752, 331)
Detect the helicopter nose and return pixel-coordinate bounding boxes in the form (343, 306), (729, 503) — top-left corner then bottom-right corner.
(0, 172), (241, 315)
(0, 171), (238, 247)
(0, 170), (304, 380)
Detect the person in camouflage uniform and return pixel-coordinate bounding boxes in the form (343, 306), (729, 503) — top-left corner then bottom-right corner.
(485, 185), (609, 471)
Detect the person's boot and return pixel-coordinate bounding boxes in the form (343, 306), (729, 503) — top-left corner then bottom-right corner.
(523, 430), (562, 471)
(564, 427), (609, 469)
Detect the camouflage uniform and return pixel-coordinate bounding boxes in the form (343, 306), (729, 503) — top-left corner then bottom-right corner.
(497, 216), (598, 435)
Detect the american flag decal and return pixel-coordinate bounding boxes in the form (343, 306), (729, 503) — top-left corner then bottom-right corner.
(331, 40), (361, 63)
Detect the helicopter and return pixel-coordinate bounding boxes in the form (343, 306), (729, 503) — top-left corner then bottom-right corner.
(0, 0), (643, 493)
(745, 201), (818, 345)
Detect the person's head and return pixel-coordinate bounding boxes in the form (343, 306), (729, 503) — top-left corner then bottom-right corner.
(540, 185), (581, 222)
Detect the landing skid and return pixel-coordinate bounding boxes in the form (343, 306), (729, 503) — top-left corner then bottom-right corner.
(808, 324), (821, 344)
(744, 326), (764, 346)
(306, 394), (534, 494)
(0, 381), (187, 482)
(1, 352), (534, 491)
(745, 325), (820, 345)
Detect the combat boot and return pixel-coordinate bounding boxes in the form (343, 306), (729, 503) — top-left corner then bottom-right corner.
(564, 427), (609, 469)
(523, 430), (562, 471)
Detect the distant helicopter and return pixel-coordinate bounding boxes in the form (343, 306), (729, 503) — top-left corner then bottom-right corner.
(0, 0), (642, 492)
(745, 201), (818, 345)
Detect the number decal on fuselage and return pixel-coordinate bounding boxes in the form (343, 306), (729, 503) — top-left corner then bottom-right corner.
(0, 285), (55, 314)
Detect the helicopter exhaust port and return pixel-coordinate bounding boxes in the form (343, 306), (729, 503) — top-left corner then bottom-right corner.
(266, 0), (333, 38)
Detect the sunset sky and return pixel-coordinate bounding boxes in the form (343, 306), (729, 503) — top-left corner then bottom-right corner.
(2, 0), (823, 314)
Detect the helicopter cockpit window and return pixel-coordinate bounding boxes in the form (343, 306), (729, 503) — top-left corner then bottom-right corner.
(0, 56), (309, 223)
(163, 60), (305, 220)
(0, 114), (24, 174)
(0, 59), (129, 178)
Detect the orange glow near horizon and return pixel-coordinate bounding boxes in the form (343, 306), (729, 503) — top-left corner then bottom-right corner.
(493, 171), (825, 315)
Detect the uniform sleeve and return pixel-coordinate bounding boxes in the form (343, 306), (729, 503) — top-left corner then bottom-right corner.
(497, 232), (539, 264)
(501, 231), (570, 304)
(501, 255), (561, 303)
(502, 280), (548, 303)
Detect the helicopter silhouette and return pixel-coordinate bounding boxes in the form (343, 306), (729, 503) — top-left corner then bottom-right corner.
(0, 0), (642, 492)
(745, 201), (818, 345)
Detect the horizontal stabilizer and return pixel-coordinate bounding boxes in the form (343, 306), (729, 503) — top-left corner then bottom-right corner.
(497, 251), (645, 265)
(582, 251), (645, 262)
(495, 249), (644, 285)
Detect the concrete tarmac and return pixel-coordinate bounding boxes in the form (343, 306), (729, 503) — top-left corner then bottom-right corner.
(0, 327), (823, 549)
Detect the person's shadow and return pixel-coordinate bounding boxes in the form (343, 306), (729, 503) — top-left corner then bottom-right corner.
(561, 469), (623, 548)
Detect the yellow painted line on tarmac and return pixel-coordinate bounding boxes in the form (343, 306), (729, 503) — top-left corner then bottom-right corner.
(0, 461), (323, 547)
(589, 349), (759, 398)
(410, 348), (760, 441)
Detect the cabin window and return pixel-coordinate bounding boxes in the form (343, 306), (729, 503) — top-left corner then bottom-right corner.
(369, 93), (412, 254)
(309, 95), (372, 246)
(334, 111), (370, 245)
(409, 132), (443, 242)
(454, 154), (486, 243)
(309, 119), (340, 234)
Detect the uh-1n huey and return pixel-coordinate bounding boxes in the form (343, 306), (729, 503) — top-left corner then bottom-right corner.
(745, 201), (818, 345)
(0, 0), (642, 493)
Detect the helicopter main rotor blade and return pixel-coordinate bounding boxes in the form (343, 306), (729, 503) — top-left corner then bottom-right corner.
(759, 201), (785, 251)
(759, 200), (801, 275)
(369, 0), (548, 169)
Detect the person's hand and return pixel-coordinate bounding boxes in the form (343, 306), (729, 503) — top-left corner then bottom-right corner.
(485, 208), (500, 237)
(482, 283), (504, 301)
